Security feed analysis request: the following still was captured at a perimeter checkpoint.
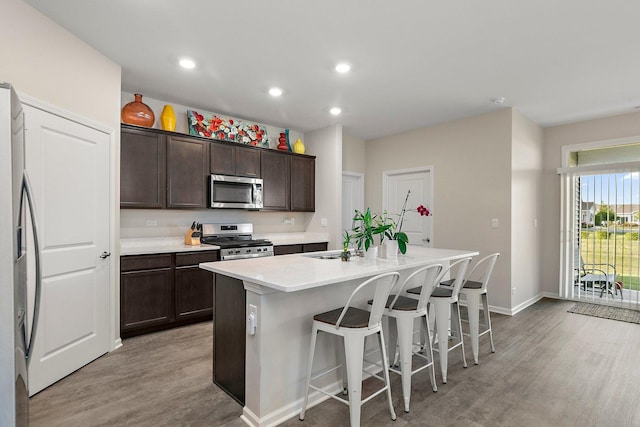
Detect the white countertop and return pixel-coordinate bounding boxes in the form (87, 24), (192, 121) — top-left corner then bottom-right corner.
(120, 232), (330, 256)
(199, 247), (478, 292)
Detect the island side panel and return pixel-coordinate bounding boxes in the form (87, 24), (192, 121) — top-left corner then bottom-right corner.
(243, 278), (365, 426)
(213, 274), (246, 404)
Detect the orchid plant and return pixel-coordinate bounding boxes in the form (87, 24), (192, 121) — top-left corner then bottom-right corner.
(381, 190), (431, 254)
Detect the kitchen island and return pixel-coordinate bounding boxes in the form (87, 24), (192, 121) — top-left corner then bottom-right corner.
(200, 246), (478, 427)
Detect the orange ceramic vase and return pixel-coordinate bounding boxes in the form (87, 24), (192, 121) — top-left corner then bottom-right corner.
(121, 94), (155, 127)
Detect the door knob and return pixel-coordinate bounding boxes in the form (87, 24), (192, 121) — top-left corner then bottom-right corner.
(100, 251), (111, 259)
(422, 238), (431, 243)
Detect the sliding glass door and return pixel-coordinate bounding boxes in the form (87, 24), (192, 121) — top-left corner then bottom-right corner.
(560, 167), (640, 308)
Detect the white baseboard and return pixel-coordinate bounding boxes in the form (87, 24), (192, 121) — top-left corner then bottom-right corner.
(241, 380), (343, 427)
(542, 291), (561, 299)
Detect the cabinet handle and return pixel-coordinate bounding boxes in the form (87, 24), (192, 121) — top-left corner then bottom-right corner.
(100, 251), (111, 259)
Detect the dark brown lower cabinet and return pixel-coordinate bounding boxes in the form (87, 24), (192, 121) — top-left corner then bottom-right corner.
(274, 242), (328, 256)
(213, 274), (246, 405)
(121, 266), (173, 331)
(120, 251), (218, 338)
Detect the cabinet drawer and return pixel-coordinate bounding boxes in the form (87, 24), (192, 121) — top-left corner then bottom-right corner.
(274, 244), (303, 256)
(176, 251), (219, 267)
(303, 243), (328, 253)
(121, 254), (172, 272)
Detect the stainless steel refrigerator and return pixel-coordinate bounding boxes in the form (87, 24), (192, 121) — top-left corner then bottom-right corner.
(1, 83), (42, 427)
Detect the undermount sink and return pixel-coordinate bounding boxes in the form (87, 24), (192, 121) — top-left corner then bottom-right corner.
(305, 250), (354, 260)
(312, 254), (342, 260)
(305, 251), (342, 259)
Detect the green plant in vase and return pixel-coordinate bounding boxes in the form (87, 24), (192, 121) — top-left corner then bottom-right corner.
(377, 210), (409, 255)
(341, 230), (352, 261)
(350, 208), (389, 254)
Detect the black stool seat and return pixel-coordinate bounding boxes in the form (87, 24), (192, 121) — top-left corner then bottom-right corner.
(407, 286), (452, 298)
(314, 307), (370, 328)
(441, 279), (483, 289)
(367, 295), (418, 311)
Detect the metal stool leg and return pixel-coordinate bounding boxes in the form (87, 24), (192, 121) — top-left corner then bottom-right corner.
(343, 333), (366, 427)
(299, 326), (318, 420)
(466, 293), (481, 364)
(421, 314), (438, 392)
(482, 293), (495, 353)
(452, 301), (467, 368)
(378, 328), (397, 421)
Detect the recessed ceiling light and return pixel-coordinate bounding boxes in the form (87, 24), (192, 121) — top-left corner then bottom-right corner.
(491, 97), (505, 105)
(179, 58), (196, 69)
(329, 107), (342, 115)
(335, 63), (351, 73)
(269, 87), (283, 97)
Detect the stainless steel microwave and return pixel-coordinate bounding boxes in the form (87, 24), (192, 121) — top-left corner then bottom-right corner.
(209, 175), (263, 209)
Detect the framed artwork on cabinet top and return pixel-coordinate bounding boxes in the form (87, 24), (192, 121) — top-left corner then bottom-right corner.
(187, 110), (269, 148)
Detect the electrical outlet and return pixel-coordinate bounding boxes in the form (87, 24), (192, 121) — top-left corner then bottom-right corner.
(491, 218), (499, 228)
(247, 304), (258, 335)
(146, 220), (157, 226)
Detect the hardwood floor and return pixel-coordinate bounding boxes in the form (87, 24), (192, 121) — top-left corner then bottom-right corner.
(30, 298), (640, 426)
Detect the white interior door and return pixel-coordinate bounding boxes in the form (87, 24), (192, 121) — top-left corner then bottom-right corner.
(24, 104), (111, 395)
(383, 168), (432, 248)
(342, 172), (364, 233)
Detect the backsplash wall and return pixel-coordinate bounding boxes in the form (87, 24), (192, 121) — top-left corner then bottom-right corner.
(120, 209), (309, 238)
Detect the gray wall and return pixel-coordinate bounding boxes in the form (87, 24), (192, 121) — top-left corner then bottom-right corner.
(365, 109), (515, 312)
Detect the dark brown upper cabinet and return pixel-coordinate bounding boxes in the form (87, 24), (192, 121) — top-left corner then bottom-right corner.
(290, 156), (315, 212)
(210, 143), (261, 178)
(166, 135), (209, 208)
(120, 125), (315, 211)
(120, 126), (166, 208)
(261, 150), (290, 210)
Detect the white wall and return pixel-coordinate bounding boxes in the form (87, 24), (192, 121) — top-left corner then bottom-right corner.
(511, 110), (544, 309)
(1, 0), (121, 129)
(342, 133), (366, 174)
(541, 110), (640, 297)
(0, 0), (123, 355)
(365, 109), (514, 312)
(305, 125), (343, 250)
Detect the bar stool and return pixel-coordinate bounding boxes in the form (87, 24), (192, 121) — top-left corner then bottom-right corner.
(407, 257), (472, 384)
(299, 272), (400, 427)
(440, 253), (499, 365)
(371, 264), (442, 413)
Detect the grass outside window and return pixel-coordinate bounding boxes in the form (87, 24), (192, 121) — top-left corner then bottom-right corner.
(581, 228), (640, 291)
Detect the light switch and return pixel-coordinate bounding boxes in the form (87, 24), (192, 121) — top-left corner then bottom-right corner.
(321, 218), (328, 227)
(491, 218), (499, 228)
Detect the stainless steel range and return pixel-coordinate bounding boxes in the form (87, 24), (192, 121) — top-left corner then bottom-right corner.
(200, 223), (274, 260)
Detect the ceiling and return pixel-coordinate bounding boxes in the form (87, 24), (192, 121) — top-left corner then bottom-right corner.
(25, 0), (640, 140)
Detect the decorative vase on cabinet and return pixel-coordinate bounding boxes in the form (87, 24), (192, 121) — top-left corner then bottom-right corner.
(293, 138), (305, 154)
(160, 104), (176, 131)
(121, 94), (155, 127)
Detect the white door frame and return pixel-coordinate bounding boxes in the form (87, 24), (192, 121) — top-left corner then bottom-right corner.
(342, 171), (365, 232)
(20, 93), (119, 351)
(382, 166), (434, 244)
